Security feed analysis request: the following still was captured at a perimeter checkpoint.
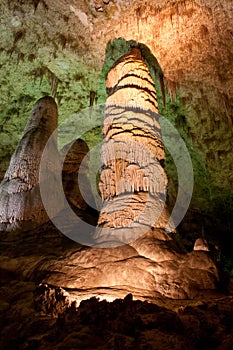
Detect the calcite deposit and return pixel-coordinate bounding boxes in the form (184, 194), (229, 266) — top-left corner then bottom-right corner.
(13, 48), (216, 300)
(96, 47), (169, 244)
(0, 49), (220, 300)
(0, 1), (233, 347)
(61, 138), (95, 211)
(0, 0), (232, 194)
(0, 96), (60, 234)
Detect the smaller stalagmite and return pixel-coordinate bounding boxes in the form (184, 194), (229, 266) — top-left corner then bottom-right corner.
(0, 96), (61, 234)
(61, 139), (96, 211)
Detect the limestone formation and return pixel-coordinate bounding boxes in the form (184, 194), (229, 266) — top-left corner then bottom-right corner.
(0, 96), (61, 234)
(77, 47), (220, 298)
(0, 2), (233, 343)
(0, 0), (233, 207)
(61, 138), (95, 211)
(96, 47), (170, 244)
(2, 277), (233, 350)
(0, 51), (221, 302)
(193, 238), (210, 251)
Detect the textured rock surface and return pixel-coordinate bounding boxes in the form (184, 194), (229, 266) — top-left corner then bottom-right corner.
(35, 230), (218, 300)
(0, 1), (233, 256)
(61, 138), (96, 210)
(96, 47), (169, 243)
(0, 0), (232, 194)
(0, 275), (233, 350)
(0, 96), (61, 233)
(0, 1), (233, 346)
(0, 214), (221, 303)
(82, 47), (218, 298)
(193, 238), (210, 251)
(0, 50), (219, 301)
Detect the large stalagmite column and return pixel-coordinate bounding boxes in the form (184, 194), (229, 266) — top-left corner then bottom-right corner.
(0, 96), (61, 234)
(95, 47), (171, 245)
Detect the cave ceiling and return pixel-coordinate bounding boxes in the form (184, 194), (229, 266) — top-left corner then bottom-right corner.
(0, 0), (233, 208)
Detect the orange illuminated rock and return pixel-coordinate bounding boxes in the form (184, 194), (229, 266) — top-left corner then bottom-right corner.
(95, 47), (170, 243)
(0, 52), (220, 301)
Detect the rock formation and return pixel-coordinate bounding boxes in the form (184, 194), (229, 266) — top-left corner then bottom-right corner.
(0, 54), (220, 301)
(193, 238), (210, 252)
(2, 280), (233, 350)
(0, 96), (61, 234)
(1, 0), (232, 196)
(61, 138), (96, 211)
(75, 47), (219, 298)
(95, 47), (170, 245)
(29, 48), (219, 301)
(0, 1), (232, 346)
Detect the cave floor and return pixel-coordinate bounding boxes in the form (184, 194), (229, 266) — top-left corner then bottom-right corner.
(0, 219), (233, 350)
(0, 277), (233, 350)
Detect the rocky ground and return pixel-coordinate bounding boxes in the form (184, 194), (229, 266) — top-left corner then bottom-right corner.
(0, 277), (233, 350)
(0, 218), (233, 350)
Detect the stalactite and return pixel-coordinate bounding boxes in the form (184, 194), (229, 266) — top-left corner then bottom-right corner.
(89, 90), (97, 107)
(135, 6), (142, 35)
(13, 30), (26, 46)
(41, 0), (49, 11)
(59, 34), (67, 50)
(16, 51), (25, 65)
(165, 78), (179, 101)
(159, 72), (166, 107)
(32, 66), (47, 85)
(32, 0), (41, 12)
(50, 72), (60, 97)
(31, 66), (60, 97)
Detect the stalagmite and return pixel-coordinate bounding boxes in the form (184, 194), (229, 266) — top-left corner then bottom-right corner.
(77, 46), (220, 299)
(0, 96), (61, 234)
(61, 139), (96, 211)
(95, 47), (170, 244)
(0, 51), (219, 301)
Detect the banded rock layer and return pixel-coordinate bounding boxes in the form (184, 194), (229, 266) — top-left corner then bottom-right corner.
(96, 47), (170, 244)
